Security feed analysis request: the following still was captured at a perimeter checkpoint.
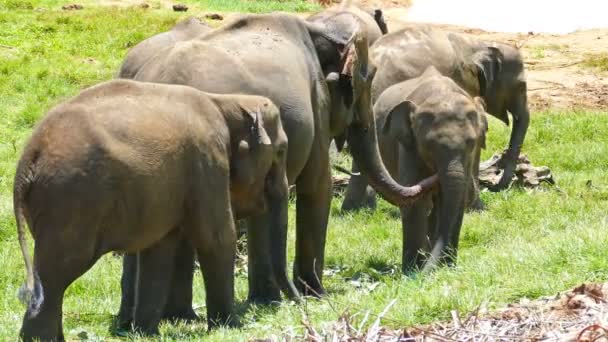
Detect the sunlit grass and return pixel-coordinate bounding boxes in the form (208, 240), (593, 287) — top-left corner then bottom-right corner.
(1, 2), (607, 341)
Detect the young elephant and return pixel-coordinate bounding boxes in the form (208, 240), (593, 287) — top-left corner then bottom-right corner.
(14, 79), (288, 341)
(375, 67), (487, 272)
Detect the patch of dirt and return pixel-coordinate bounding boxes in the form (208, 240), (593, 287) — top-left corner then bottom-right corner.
(320, 0), (608, 111)
(376, 5), (608, 111)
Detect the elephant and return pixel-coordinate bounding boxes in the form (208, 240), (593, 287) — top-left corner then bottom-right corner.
(117, 17), (211, 79)
(119, 11), (438, 325)
(342, 23), (529, 211)
(375, 66), (488, 273)
(14, 79), (289, 341)
(307, 0), (388, 45)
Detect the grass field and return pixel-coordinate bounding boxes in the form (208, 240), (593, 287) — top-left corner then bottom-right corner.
(1, 1), (607, 341)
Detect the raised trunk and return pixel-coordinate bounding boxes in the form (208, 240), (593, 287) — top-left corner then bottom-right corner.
(424, 158), (466, 272)
(347, 120), (438, 208)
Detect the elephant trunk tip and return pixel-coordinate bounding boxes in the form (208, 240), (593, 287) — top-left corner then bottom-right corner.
(395, 173), (439, 207)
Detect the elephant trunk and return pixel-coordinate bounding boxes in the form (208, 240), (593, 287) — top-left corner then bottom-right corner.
(424, 158), (466, 272)
(347, 121), (438, 207)
(497, 95), (530, 189)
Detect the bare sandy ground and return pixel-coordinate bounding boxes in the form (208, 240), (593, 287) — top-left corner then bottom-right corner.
(381, 6), (608, 111)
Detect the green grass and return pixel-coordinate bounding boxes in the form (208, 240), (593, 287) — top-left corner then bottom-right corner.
(582, 53), (608, 72)
(1, 2), (608, 341)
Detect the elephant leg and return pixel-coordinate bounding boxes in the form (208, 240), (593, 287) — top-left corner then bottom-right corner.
(397, 145), (433, 274)
(116, 253), (137, 331)
(341, 161), (376, 211)
(21, 236), (99, 342)
(446, 207), (466, 266)
(294, 152), (332, 296)
(246, 212), (282, 304)
(495, 106), (529, 191)
(427, 194), (440, 246)
(132, 231), (180, 335)
(162, 235), (198, 323)
(183, 183), (237, 329)
(185, 217), (237, 327)
(467, 144), (485, 211)
(401, 196), (433, 274)
(195, 242), (236, 329)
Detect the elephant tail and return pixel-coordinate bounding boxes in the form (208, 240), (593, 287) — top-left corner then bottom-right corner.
(14, 162), (37, 308)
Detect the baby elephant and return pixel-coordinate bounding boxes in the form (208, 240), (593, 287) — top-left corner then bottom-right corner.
(14, 79), (287, 342)
(376, 67), (487, 273)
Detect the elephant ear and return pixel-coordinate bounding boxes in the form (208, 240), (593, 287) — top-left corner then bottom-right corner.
(246, 107), (272, 147)
(470, 46), (504, 97)
(373, 9), (388, 34)
(473, 96), (489, 149)
(340, 31), (375, 129)
(382, 100), (417, 146)
(306, 15), (375, 129)
(234, 108), (273, 187)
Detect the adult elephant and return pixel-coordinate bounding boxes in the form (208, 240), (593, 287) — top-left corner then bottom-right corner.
(342, 23), (529, 211)
(120, 12), (437, 322)
(117, 17), (211, 79)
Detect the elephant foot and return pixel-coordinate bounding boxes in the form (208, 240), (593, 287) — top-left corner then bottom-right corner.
(20, 329), (65, 342)
(466, 196), (486, 212)
(132, 326), (160, 337)
(402, 261), (424, 276)
(341, 182), (377, 212)
(112, 315), (133, 334)
(162, 308), (199, 323)
(208, 315), (241, 330)
(490, 154), (517, 192)
(295, 275), (325, 298)
(247, 285), (282, 305)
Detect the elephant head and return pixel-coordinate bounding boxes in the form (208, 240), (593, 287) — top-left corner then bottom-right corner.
(462, 43), (529, 188)
(308, 15), (438, 207)
(307, 1), (388, 46)
(382, 87), (487, 269)
(226, 99), (288, 219)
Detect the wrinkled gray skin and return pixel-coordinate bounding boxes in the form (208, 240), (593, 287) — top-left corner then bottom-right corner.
(14, 79), (289, 341)
(376, 67), (488, 273)
(117, 17), (211, 79)
(120, 12), (437, 324)
(308, 2), (388, 44)
(343, 24), (529, 211)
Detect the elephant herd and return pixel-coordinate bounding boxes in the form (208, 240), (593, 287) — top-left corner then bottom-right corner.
(13, 2), (529, 341)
